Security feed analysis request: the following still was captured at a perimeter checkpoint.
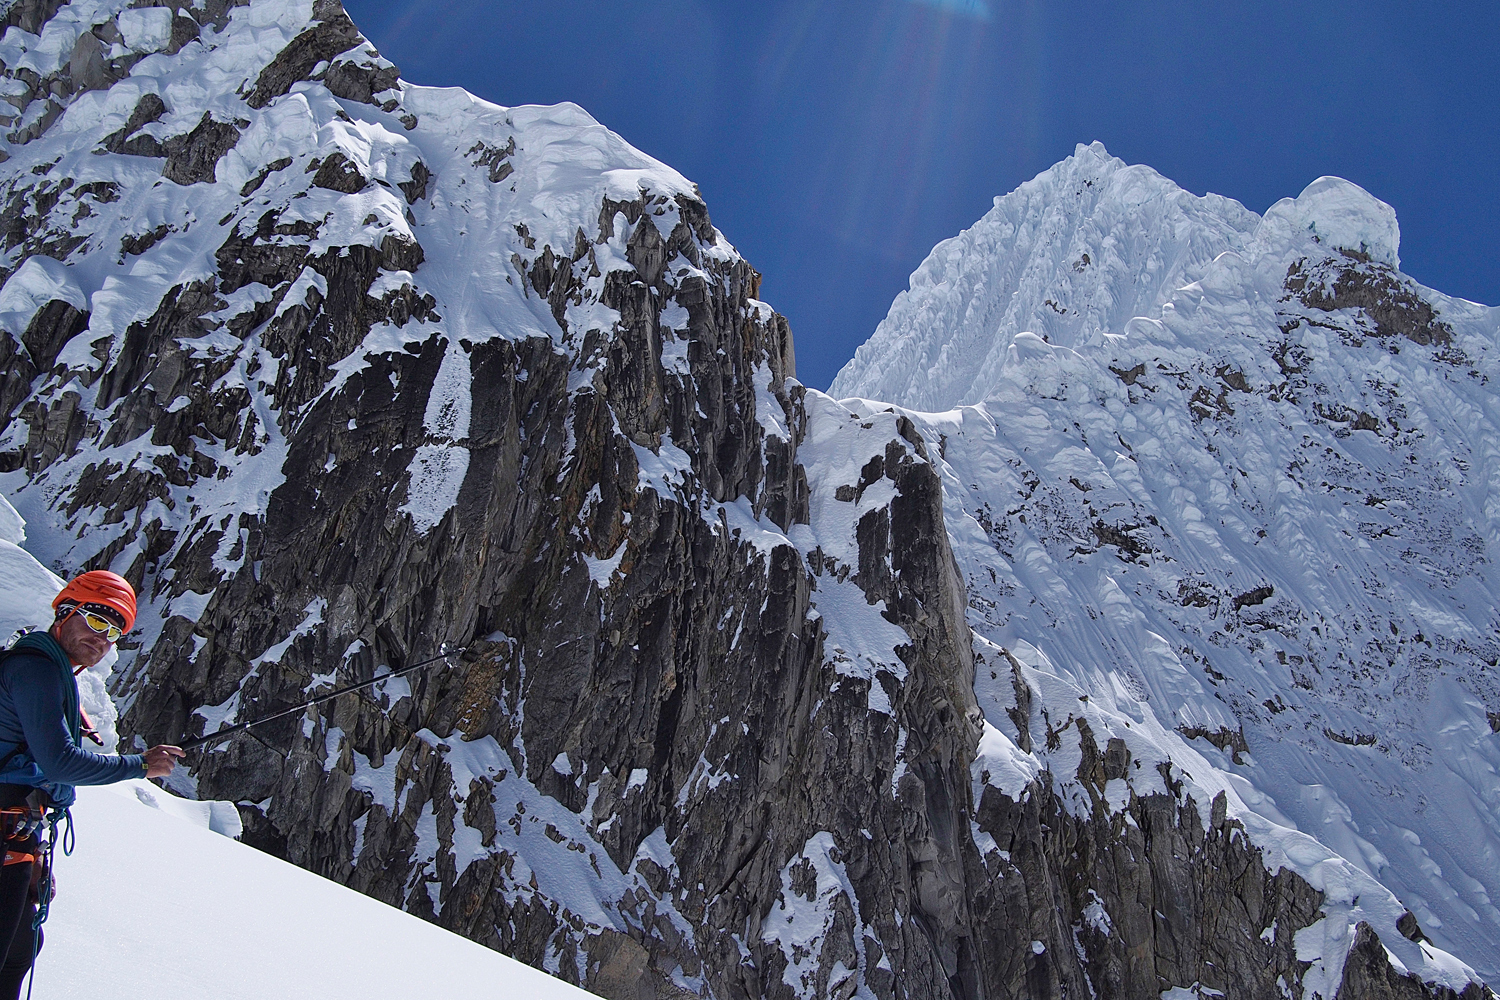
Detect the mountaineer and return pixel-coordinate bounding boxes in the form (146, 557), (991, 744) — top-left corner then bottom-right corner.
(0, 570), (183, 999)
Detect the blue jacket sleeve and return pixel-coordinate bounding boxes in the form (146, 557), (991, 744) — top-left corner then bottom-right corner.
(10, 655), (145, 785)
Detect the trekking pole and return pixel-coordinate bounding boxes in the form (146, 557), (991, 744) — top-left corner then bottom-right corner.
(177, 643), (465, 751)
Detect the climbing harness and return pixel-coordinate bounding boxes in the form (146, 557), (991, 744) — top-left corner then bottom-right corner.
(179, 644), (465, 751)
(31, 806), (71, 928)
(0, 806), (42, 866)
(2, 794), (70, 1000)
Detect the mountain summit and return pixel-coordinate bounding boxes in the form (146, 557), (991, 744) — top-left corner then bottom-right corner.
(831, 142), (1416, 410)
(0, 3), (1493, 998)
(837, 141), (1500, 987)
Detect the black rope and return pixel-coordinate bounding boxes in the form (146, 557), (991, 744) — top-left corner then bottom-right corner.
(178, 645), (463, 751)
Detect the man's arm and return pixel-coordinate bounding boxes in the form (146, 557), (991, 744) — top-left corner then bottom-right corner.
(10, 655), (145, 785)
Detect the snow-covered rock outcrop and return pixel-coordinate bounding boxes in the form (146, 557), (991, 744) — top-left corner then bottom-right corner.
(0, 2), (1492, 998)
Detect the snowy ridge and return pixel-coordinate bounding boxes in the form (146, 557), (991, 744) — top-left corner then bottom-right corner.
(835, 145), (1500, 989)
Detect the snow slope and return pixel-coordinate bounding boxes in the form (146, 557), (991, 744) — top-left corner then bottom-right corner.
(43, 781), (600, 999)
(833, 143), (1500, 985)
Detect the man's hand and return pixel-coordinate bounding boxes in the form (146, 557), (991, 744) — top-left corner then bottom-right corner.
(143, 745), (185, 779)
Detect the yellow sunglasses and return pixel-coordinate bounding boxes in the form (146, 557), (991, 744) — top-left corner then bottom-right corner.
(76, 609), (124, 643)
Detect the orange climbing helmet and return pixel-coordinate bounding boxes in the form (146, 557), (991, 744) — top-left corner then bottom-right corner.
(52, 570), (137, 633)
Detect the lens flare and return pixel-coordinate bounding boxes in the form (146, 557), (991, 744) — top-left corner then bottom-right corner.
(910, 0), (992, 20)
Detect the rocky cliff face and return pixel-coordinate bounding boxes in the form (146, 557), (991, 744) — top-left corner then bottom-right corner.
(0, 3), (1491, 999)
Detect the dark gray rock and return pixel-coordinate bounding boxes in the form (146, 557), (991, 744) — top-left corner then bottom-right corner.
(68, 31), (108, 93)
(165, 13), (202, 55)
(243, 1), (368, 109)
(19, 297), (87, 372)
(1340, 923), (1489, 1000)
(239, 156), (293, 197)
(7, 96), (61, 146)
(1, 0), (68, 35)
(162, 113), (241, 185)
(397, 161), (430, 205)
(311, 151), (367, 193)
(323, 51), (401, 107)
(119, 223), (171, 258)
(1285, 251), (1455, 347)
(101, 93), (168, 157)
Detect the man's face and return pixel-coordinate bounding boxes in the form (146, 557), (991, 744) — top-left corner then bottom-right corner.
(52, 606), (124, 668)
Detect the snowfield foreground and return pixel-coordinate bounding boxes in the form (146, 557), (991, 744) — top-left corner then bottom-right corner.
(43, 782), (599, 1000)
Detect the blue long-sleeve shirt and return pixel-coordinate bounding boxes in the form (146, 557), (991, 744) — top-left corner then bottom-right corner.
(0, 633), (144, 795)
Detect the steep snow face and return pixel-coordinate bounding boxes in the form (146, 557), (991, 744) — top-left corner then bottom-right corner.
(829, 142), (1261, 410)
(836, 147), (1500, 983)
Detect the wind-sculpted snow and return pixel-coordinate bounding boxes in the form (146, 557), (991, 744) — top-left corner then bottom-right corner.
(837, 143), (1500, 988)
(830, 141), (1262, 411)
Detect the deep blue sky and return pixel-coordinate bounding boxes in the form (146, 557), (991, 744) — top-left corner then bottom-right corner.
(344, 0), (1500, 390)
